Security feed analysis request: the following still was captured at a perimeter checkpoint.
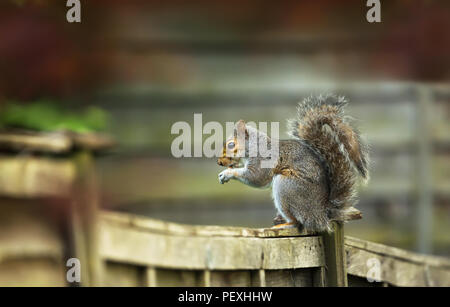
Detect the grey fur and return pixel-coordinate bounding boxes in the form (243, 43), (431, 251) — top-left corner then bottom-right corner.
(218, 94), (370, 233)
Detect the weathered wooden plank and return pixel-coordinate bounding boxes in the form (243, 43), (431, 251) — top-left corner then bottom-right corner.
(262, 235), (324, 269)
(264, 269), (313, 287)
(210, 270), (252, 287)
(264, 270), (294, 287)
(0, 131), (72, 154)
(153, 269), (200, 287)
(291, 269), (314, 286)
(99, 213), (450, 287)
(0, 199), (67, 286)
(345, 236), (450, 268)
(0, 199), (64, 262)
(99, 216), (324, 270)
(101, 211), (313, 238)
(0, 156), (76, 198)
(103, 262), (144, 287)
(346, 246), (450, 287)
(0, 131), (114, 154)
(0, 258), (66, 287)
(345, 239), (450, 287)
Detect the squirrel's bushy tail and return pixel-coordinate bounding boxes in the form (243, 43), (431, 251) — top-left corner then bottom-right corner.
(288, 94), (369, 221)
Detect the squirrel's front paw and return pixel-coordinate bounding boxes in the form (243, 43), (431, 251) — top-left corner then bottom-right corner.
(218, 169), (233, 184)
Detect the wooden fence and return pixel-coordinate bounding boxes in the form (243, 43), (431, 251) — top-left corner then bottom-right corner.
(0, 127), (448, 287)
(98, 211), (450, 287)
(100, 211), (325, 287)
(1, 204), (449, 287)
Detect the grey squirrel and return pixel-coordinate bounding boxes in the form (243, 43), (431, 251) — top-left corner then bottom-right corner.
(217, 94), (369, 232)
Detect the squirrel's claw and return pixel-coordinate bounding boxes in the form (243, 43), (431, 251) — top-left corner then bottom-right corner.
(218, 169), (232, 184)
(271, 222), (297, 229)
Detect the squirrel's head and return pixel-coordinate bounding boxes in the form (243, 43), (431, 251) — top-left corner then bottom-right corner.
(217, 120), (248, 168)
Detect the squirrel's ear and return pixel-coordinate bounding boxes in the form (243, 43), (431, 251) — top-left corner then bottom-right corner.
(235, 120), (248, 139)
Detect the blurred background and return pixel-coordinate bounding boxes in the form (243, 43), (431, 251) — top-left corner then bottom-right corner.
(0, 0), (449, 258)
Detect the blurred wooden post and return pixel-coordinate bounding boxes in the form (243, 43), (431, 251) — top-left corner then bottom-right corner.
(415, 85), (433, 254)
(70, 150), (103, 286)
(322, 221), (348, 287)
(0, 131), (113, 286)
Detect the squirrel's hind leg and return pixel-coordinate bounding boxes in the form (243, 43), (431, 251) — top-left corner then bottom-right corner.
(272, 213), (286, 226)
(272, 213), (303, 230)
(271, 175), (302, 229)
(272, 174), (329, 232)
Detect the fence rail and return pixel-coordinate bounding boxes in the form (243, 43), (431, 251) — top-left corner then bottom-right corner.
(98, 212), (450, 287)
(1, 206), (449, 286)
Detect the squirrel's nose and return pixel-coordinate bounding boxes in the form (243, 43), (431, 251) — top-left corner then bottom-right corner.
(218, 159), (223, 166)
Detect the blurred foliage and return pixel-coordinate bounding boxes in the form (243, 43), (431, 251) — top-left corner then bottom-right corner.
(0, 100), (109, 133)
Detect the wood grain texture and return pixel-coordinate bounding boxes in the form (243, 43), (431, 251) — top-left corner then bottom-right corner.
(99, 212), (324, 270)
(0, 155), (76, 198)
(103, 262), (144, 287)
(151, 269), (200, 287)
(101, 211), (313, 238)
(97, 212), (450, 287)
(70, 151), (103, 286)
(0, 200), (66, 286)
(264, 269), (313, 287)
(99, 224), (324, 270)
(345, 236), (450, 268)
(0, 200), (64, 263)
(322, 222), (348, 287)
(210, 270), (252, 287)
(0, 131), (72, 154)
(0, 131), (115, 154)
(0, 258), (66, 287)
(345, 236), (450, 287)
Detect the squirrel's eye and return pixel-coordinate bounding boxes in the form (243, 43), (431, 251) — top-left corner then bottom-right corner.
(227, 142), (235, 150)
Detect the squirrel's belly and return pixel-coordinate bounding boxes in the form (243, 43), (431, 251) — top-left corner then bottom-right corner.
(271, 175), (297, 223)
(271, 176), (284, 218)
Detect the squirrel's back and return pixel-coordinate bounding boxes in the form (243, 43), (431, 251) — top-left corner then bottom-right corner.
(287, 94), (369, 222)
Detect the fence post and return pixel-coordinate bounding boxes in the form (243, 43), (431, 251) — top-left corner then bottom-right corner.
(69, 150), (103, 286)
(322, 221), (348, 287)
(415, 84), (433, 254)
